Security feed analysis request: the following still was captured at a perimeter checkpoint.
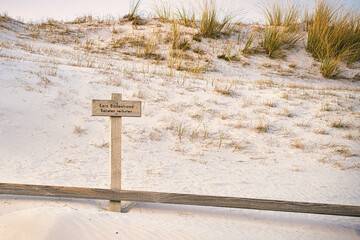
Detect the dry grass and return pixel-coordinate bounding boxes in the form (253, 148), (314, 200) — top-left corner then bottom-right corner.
(331, 119), (349, 129)
(73, 125), (86, 136)
(254, 120), (270, 133)
(320, 102), (332, 111)
(136, 37), (157, 59)
(306, 0), (360, 78)
(168, 49), (184, 73)
(170, 20), (191, 51)
(291, 138), (305, 150)
(217, 41), (240, 62)
(176, 4), (196, 28)
(214, 84), (233, 96)
(124, 0), (142, 21)
(314, 129), (329, 135)
(94, 141), (109, 148)
(177, 123), (186, 141)
(242, 31), (257, 54)
(261, 2), (302, 58)
(153, 0), (172, 22)
(199, 0), (236, 38)
(263, 101), (276, 108)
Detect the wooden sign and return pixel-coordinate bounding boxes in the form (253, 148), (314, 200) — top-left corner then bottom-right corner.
(92, 100), (141, 117)
(92, 93), (142, 212)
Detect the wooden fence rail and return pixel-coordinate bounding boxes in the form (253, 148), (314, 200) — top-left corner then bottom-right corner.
(1, 183), (359, 217)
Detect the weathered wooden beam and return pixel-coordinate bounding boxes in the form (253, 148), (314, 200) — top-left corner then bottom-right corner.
(109, 93), (122, 212)
(0, 183), (359, 217)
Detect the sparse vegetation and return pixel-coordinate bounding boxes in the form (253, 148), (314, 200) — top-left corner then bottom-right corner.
(176, 5), (196, 28)
(1, 1), (360, 187)
(124, 0), (142, 21)
(199, 0), (236, 38)
(254, 120), (270, 133)
(73, 125), (86, 136)
(306, 0), (360, 78)
(291, 138), (305, 150)
(261, 2), (302, 58)
(331, 119), (349, 129)
(168, 49), (184, 73)
(136, 37), (157, 59)
(153, 0), (172, 22)
(171, 20), (181, 50)
(242, 31), (257, 54)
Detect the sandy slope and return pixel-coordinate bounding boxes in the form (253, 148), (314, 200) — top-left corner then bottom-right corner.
(0, 17), (359, 239)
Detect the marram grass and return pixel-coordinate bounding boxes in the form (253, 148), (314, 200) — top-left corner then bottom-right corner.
(261, 2), (301, 58)
(306, 0), (360, 78)
(199, 0), (236, 38)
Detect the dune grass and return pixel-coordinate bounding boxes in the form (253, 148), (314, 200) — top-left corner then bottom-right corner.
(306, 0), (360, 78)
(124, 0), (142, 21)
(153, 0), (172, 22)
(261, 2), (301, 58)
(242, 31), (257, 54)
(199, 0), (236, 38)
(176, 5), (196, 28)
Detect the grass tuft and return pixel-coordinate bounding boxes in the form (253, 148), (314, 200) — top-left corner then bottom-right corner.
(306, 0), (360, 78)
(124, 0), (142, 21)
(261, 2), (301, 58)
(331, 119), (349, 129)
(242, 31), (257, 54)
(153, 0), (172, 22)
(176, 5), (196, 28)
(254, 120), (270, 133)
(199, 0), (236, 38)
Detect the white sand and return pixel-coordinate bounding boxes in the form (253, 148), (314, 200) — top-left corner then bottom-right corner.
(0, 17), (359, 239)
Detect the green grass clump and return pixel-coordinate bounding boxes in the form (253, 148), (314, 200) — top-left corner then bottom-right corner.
(306, 0), (360, 78)
(261, 2), (301, 58)
(199, 0), (236, 38)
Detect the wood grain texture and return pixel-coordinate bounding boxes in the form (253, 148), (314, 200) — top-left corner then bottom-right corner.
(0, 183), (359, 217)
(92, 100), (141, 117)
(110, 93), (122, 212)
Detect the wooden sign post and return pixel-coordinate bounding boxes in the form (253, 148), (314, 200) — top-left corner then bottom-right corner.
(92, 93), (141, 212)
